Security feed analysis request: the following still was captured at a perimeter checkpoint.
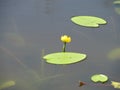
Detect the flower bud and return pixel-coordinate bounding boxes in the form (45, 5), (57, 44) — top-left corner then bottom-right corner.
(61, 35), (71, 43)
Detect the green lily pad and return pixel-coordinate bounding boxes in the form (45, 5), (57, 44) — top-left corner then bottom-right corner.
(71, 16), (107, 27)
(108, 48), (120, 60)
(91, 74), (108, 83)
(43, 52), (87, 64)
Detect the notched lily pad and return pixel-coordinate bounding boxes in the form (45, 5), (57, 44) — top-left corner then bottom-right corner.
(71, 16), (107, 27)
(43, 52), (87, 64)
(91, 74), (108, 83)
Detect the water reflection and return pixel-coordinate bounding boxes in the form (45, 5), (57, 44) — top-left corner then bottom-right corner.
(3, 32), (25, 47)
(0, 0), (120, 90)
(44, 0), (55, 14)
(0, 47), (64, 90)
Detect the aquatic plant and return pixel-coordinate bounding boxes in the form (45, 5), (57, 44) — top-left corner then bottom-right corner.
(0, 81), (15, 90)
(0, 47), (64, 90)
(78, 80), (111, 88)
(113, 0), (120, 15)
(79, 81), (86, 87)
(3, 32), (25, 47)
(79, 74), (110, 88)
(111, 81), (120, 89)
(43, 35), (87, 64)
(91, 74), (108, 83)
(43, 52), (86, 64)
(108, 48), (120, 60)
(113, 0), (120, 4)
(61, 35), (71, 52)
(71, 16), (107, 27)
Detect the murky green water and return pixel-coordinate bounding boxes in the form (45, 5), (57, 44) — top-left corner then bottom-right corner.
(0, 0), (120, 90)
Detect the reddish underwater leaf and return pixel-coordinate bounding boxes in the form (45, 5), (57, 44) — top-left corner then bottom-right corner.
(79, 81), (86, 87)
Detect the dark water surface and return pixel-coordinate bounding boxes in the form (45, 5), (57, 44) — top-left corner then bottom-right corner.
(0, 0), (120, 90)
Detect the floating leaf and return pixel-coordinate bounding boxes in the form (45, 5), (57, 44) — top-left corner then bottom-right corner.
(0, 81), (15, 90)
(111, 81), (120, 89)
(71, 16), (107, 27)
(91, 74), (108, 83)
(108, 48), (120, 60)
(43, 52), (87, 64)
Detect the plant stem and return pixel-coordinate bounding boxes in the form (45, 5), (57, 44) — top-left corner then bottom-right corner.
(62, 42), (66, 52)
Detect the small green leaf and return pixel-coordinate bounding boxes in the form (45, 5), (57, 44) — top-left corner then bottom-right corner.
(71, 16), (107, 27)
(43, 52), (87, 64)
(91, 74), (108, 83)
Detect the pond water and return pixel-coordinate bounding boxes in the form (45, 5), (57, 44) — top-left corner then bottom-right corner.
(0, 0), (120, 90)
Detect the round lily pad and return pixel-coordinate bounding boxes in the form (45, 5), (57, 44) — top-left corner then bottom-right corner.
(108, 48), (120, 60)
(43, 52), (87, 64)
(71, 16), (107, 27)
(91, 74), (108, 83)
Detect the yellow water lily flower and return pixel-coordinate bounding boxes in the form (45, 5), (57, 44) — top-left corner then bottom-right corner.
(61, 35), (71, 43)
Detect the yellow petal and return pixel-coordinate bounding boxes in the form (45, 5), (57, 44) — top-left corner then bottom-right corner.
(61, 35), (71, 43)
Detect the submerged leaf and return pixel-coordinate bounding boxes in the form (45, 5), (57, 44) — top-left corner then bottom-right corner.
(113, 0), (120, 4)
(43, 52), (87, 64)
(79, 81), (86, 87)
(113, 0), (120, 15)
(91, 74), (108, 83)
(0, 81), (15, 90)
(71, 16), (107, 27)
(108, 48), (120, 60)
(114, 8), (120, 15)
(111, 81), (120, 89)
(3, 32), (25, 47)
